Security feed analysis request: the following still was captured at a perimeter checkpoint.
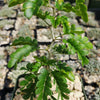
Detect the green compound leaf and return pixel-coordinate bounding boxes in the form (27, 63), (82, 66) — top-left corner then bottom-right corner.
(36, 68), (52, 100)
(56, 61), (75, 81)
(37, 10), (50, 20)
(75, 0), (88, 22)
(53, 44), (68, 54)
(55, 0), (64, 10)
(71, 24), (84, 34)
(25, 73), (36, 81)
(8, 36), (38, 68)
(12, 37), (38, 47)
(34, 56), (56, 66)
(8, 45), (33, 68)
(47, 15), (61, 28)
(79, 4), (88, 22)
(62, 71), (75, 82)
(52, 71), (70, 99)
(8, 37), (38, 68)
(8, 0), (27, 7)
(20, 75), (37, 100)
(60, 16), (70, 34)
(47, 15), (70, 30)
(20, 80), (28, 86)
(57, 61), (73, 72)
(62, 35), (93, 66)
(62, 2), (74, 12)
(55, 1), (74, 12)
(25, 62), (41, 72)
(55, 0), (88, 22)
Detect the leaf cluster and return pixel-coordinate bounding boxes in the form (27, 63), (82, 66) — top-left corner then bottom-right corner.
(7, 0), (93, 100)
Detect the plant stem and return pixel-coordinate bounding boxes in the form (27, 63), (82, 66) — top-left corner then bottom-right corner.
(11, 74), (26, 100)
(51, 26), (55, 40)
(42, 19), (51, 26)
(51, 3), (56, 40)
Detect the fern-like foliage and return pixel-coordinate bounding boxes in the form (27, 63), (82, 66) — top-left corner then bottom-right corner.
(75, 0), (88, 22)
(7, 0), (93, 100)
(47, 15), (84, 35)
(19, 73), (37, 100)
(53, 44), (68, 54)
(8, 45), (32, 68)
(52, 71), (70, 100)
(54, 35), (93, 66)
(25, 62), (41, 73)
(56, 61), (75, 82)
(63, 35), (93, 66)
(55, 0), (88, 22)
(36, 68), (52, 100)
(8, 37), (38, 68)
(12, 37), (37, 46)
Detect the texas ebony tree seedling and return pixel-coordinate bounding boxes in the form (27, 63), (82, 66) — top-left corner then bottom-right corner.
(8, 0), (93, 99)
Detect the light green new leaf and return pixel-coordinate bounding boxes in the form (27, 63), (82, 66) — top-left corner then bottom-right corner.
(24, 8), (33, 19)
(57, 0), (64, 5)
(62, 71), (75, 82)
(71, 24), (84, 34)
(75, 0), (88, 22)
(61, 16), (70, 34)
(47, 15), (61, 28)
(62, 2), (73, 12)
(79, 4), (88, 22)
(23, 1), (35, 19)
(47, 15), (55, 27)
(23, 0), (42, 19)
